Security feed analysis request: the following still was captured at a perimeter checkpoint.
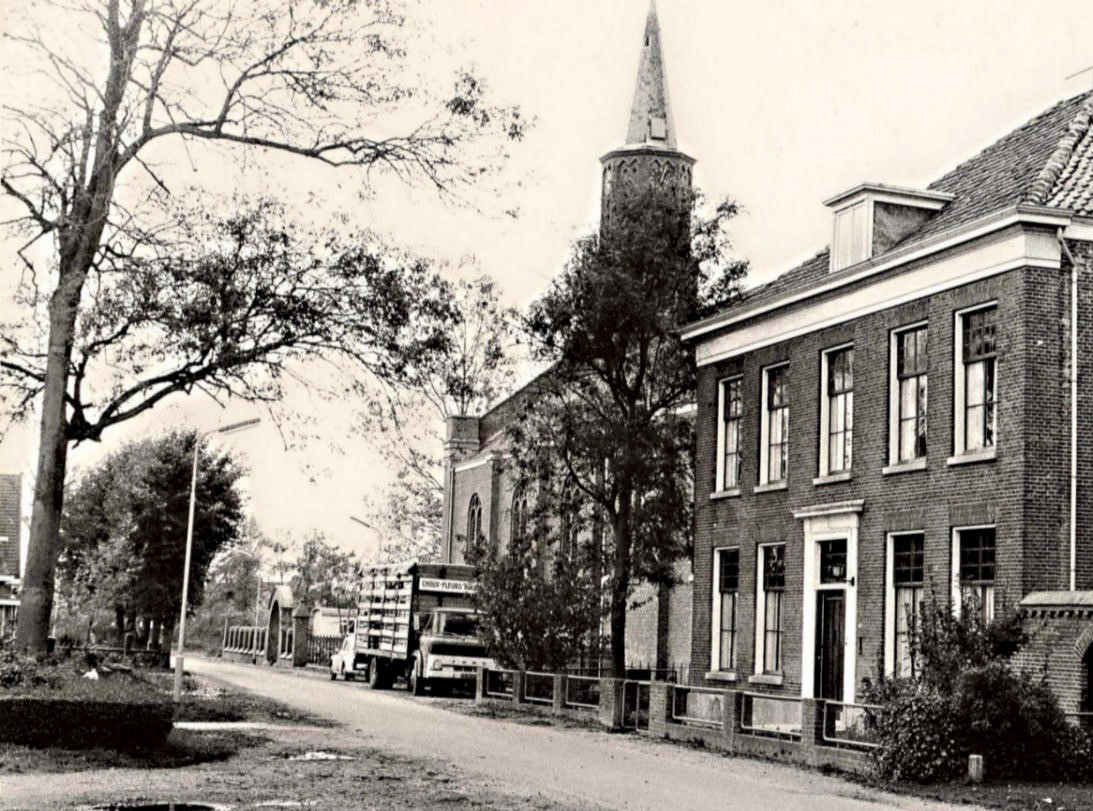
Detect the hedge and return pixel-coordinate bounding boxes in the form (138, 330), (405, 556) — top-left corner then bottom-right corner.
(0, 694), (174, 749)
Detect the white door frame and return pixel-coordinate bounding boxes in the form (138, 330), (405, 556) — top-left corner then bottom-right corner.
(794, 500), (863, 703)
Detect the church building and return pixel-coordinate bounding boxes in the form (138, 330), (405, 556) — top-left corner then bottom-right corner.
(440, 4), (694, 675)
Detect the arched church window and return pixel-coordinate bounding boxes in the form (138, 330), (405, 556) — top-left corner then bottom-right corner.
(511, 485), (529, 544)
(559, 480), (580, 559)
(467, 494), (482, 545)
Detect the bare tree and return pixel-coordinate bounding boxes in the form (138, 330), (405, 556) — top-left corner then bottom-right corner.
(359, 274), (518, 562)
(0, 0), (522, 650)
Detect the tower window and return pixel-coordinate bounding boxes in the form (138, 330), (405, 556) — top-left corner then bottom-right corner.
(650, 116), (667, 141)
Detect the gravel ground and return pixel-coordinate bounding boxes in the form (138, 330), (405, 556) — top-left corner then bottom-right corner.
(0, 707), (588, 811)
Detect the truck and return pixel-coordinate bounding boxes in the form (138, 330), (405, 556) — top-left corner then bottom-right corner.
(329, 561), (496, 694)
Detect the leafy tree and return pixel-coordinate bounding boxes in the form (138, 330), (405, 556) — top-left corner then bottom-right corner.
(58, 428), (245, 647)
(186, 517), (272, 652)
(468, 518), (603, 672)
(359, 274), (518, 562)
(512, 186), (747, 675)
(0, 0), (523, 651)
(291, 531), (359, 612)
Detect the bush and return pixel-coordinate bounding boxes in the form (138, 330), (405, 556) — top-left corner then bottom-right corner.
(865, 604), (1080, 783)
(869, 682), (961, 783)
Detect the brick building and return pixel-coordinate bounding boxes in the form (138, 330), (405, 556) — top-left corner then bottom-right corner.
(682, 91), (1093, 713)
(0, 474), (22, 636)
(440, 5), (693, 674)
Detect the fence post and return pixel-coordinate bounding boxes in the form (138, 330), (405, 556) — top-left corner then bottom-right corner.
(800, 698), (824, 766)
(721, 689), (740, 752)
(291, 605), (309, 667)
(220, 618), (228, 657)
(475, 667), (487, 703)
(552, 674), (566, 715)
(648, 681), (671, 737)
(513, 671), (527, 705)
(598, 677), (625, 731)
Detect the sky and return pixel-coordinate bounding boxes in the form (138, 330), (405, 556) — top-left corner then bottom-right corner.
(3, 0), (1093, 565)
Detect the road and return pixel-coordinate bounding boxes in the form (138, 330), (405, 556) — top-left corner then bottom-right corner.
(190, 657), (978, 811)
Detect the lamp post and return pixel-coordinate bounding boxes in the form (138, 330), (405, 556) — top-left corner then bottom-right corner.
(174, 417), (261, 701)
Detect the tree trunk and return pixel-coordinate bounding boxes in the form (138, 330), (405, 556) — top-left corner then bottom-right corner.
(15, 269), (86, 651)
(114, 606), (126, 645)
(609, 482), (632, 678)
(13, 1), (145, 653)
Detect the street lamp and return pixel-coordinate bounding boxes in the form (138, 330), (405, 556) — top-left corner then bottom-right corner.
(174, 417), (261, 701)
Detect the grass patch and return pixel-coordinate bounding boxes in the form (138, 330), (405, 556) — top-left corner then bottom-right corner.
(433, 697), (600, 731)
(890, 780), (1093, 811)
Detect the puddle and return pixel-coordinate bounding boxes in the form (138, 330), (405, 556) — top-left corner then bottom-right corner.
(254, 803), (319, 808)
(85, 804), (231, 811)
(287, 750), (355, 761)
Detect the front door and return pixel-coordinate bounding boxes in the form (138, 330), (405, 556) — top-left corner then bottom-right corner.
(814, 591), (845, 701)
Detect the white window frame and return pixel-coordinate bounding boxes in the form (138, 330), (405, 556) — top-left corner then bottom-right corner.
(758, 364), (789, 486)
(888, 322), (929, 467)
(950, 524), (997, 622)
(832, 199), (872, 272)
(716, 376), (743, 493)
(818, 343), (854, 478)
(884, 531), (925, 678)
(952, 303), (998, 459)
(754, 542), (786, 676)
(711, 546), (740, 673)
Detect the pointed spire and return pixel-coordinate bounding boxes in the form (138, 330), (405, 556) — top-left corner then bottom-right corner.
(625, 0), (676, 149)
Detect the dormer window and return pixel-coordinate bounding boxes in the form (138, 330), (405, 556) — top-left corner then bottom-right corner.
(825, 184), (953, 273)
(833, 201), (869, 271)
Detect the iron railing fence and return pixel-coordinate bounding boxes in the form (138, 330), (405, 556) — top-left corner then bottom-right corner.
(223, 625), (267, 654)
(564, 675), (600, 710)
(524, 671), (555, 705)
(822, 701), (881, 749)
(308, 633), (341, 666)
(739, 691), (802, 739)
(670, 684), (727, 728)
(484, 668), (516, 699)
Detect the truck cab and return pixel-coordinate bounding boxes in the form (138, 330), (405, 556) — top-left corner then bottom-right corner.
(410, 609), (495, 695)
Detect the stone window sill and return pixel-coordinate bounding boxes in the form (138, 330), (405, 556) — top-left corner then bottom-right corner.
(947, 447), (997, 467)
(812, 471), (852, 486)
(704, 670), (738, 683)
(753, 481), (788, 495)
(882, 457), (927, 476)
(710, 488), (741, 501)
(747, 672), (784, 686)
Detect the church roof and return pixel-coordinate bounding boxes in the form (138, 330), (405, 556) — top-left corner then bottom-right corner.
(624, 1), (677, 150)
(701, 90), (1093, 323)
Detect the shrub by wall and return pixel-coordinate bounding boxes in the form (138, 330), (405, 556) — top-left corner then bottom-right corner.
(865, 606), (1089, 783)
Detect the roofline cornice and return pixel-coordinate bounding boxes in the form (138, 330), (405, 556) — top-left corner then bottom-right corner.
(681, 203), (1073, 343)
(823, 182), (955, 209)
(600, 145), (695, 165)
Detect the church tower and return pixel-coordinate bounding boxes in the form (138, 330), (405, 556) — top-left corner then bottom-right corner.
(600, 1), (695, 229)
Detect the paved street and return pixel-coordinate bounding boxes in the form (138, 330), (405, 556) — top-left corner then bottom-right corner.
(189, 657), (979, 811)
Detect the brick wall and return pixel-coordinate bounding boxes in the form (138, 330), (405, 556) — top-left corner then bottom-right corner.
(691, 251), (1074, 695)
(1069, 240), (1093, 589)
